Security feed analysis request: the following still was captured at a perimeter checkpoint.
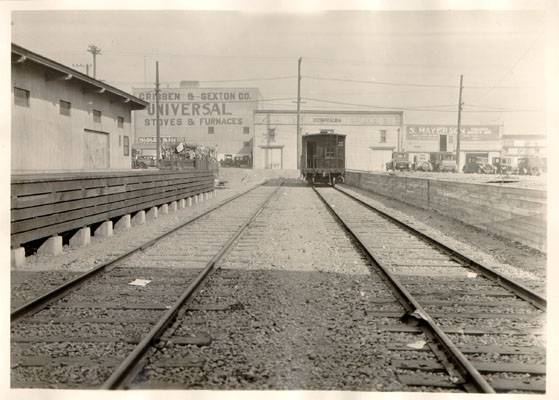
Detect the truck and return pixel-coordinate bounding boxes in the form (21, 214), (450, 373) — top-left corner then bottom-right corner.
(386, 152), (412, 171)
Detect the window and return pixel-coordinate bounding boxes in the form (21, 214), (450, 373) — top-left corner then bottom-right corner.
(243, 141), (251, 148)
(379, 130), (387, 143)
(118, 135), (122, 147)
(117, 116), (124, 128)
(243, 126), (250, 134)
(208, 127), (215, 134)
(59, 100), (71, 116)
(14, 87), (30, 107)
(267, 128), (276, 138)
(123, 136), (129, 156)
(93, 109), (102, 123)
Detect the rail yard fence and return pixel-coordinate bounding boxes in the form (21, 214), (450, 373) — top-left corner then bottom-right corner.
(11, 169), (215, 248)
(345, 170), (546, 252)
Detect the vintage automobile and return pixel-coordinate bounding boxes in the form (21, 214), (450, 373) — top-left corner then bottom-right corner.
(412, 153), (433, 171)
(463, 157), (496, 174)
(132, 155), (156, 169)
(517, 157), (544, 175)
(220, 154), (234, 167)
(492, 156), (515, 174)
(386, 152), (412, 171)
(429, 152), (457, 172)
(234, 155), (252, 168)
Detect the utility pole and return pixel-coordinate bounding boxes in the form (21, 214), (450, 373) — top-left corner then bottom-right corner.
(87, 45), (101, 78)
(456, 74), (464, 172)
(296, 57), (302, 169)
(155, 61), (161, 166)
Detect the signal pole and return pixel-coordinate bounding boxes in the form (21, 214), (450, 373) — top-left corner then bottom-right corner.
(155, 61), (161, 166)
(296, 57), (302, 169)
(456, 74), (464, 172)
(87, 45), (101, 78)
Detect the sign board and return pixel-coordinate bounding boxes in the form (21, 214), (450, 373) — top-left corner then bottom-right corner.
(133, 87), (261, 154)
(254, 112), (403, 126)
(137, 136), (185, 144)
(134, 88), (259, 129)
(406, 125), (500, 141)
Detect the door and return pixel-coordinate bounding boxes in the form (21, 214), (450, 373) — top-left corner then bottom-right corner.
(265, 148), (282, 169)
(439, 135), (447, 152)
(369, 149), (393, 171)
(83, 129), (109, 169)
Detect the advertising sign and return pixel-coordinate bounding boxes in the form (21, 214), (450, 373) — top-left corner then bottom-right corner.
(406, 125), (500, 141)
(134, 88), (258, 129)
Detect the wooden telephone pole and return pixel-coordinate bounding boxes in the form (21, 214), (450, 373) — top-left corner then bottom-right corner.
(296, 57), (302, 169)
(456, 74), (464, 172)
(155, 61), (161, 166)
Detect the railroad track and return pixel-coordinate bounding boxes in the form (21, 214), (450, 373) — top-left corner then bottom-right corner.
(313, 184), (546, 394)
(11, 181), (282, 389)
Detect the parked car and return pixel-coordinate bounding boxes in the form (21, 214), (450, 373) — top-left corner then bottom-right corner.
(492, 156), (515, 174)
(463, 157), (495, 174)
(412, 153), (432, 171)
(133, 155), (155, 169)
(234, 155), (252, 168)
(517, 157), (544, 175)
(386, 152), (412, 171)
(429, 152), (457, 172)
(220, 154), (234, 167)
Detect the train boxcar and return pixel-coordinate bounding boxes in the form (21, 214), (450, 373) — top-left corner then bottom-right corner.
(301, 130), (346, 185)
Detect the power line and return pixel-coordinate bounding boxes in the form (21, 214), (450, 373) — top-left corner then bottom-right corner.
(105, 76), (297, 85)
(302, 97), (458, 112)
(473, 28), (545, 103)
(464, 103), (543, 112)
(302, 97), (542, 113)
(303, 74), (537, 90)
(304, 75), (457, 89)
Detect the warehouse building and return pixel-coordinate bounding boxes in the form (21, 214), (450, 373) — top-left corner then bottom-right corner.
(253, 110), (404, 170)
(501, 134), (546, 160)
(404, 124), (502, 170)
(133, 84), (261, 161)
(11, 43), (148, 172)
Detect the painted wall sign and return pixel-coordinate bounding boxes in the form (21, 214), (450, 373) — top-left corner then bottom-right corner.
(134, 88), (258, 128)
(137, 136), (185, 144)
(254, 113), (402, 126)
(406, 125), (500, 141)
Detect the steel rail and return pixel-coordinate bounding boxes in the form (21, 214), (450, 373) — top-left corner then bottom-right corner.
(312, 186), (496, 393)
(102, 182), (284, 389)
(334, 184), (546, 311)
(11, 183), (266, 323)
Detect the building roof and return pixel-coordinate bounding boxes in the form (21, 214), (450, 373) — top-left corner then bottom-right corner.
(12, 43), (149, 110)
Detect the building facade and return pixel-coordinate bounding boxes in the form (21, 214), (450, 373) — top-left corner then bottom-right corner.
(253, 110), (403, 171)
(404, 124), (502, 169)
(501, 134), (547, 160)
(11, 44), (147, 173)
(133, 85), (261, 160)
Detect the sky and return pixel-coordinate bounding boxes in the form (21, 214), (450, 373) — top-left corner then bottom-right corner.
(9, 5), (552, 134)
